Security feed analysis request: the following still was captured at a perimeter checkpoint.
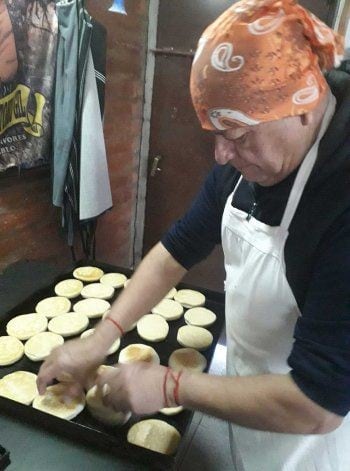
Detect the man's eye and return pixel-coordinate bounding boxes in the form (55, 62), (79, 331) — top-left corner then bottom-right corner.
(236, 133), (248, 144)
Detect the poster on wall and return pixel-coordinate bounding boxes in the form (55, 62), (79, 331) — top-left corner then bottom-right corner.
(0, 0), (57, 172)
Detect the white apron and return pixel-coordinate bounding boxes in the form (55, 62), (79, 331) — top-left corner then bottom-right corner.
(222, 94), (350, 471)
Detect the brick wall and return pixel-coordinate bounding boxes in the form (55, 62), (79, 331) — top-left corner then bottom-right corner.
(0, 0), (149, 273)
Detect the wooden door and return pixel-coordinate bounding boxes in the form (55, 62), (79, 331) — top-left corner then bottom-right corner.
(142, 0), (339, 292)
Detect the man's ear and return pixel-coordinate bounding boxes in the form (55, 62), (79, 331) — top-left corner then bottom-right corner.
(300, 112), (313, 126)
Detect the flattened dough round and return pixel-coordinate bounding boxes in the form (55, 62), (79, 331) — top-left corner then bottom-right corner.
(48, 313), (89, 337)
(0, 336), (24, 366)
(184, 307), (216, 327)
(6, 314), (48, 341)
(164, 287), (177, 299)
(81, 283), (114, 300)
(35, 296), (71, 318)
(86, 385), (131, 426)
(159, 406), (184, 416)
(54, 279), (83, 299)
(74, 298), (110, 318)
(73, 266), (104, 282)
(100, 273), (127, 289)
(168, 348), (207, 372)
(0, 371), (38, 405)
(24, 332), (64, 362)
(137, 315), (169, 342)
(33, 383), (85, 420)
(177, 326), (213, 351)
(118, 344), (160, 365)
(174, 289), (205, 308)
(81, 329), (120, 355)
(151, 299), (183, 321)
(127, 419), (181, 455)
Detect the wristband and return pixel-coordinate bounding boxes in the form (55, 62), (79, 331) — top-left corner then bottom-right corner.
(173, 371), (183, 406)
(105, 316), (124, 336)
(163, 367), (171, 408)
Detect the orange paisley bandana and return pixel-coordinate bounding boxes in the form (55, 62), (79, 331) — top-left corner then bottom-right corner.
(190, 0), (344, 130)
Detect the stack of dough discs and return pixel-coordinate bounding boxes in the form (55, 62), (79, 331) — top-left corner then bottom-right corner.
(24, 332), (64, 362)
(169, 348), (207, 372)
(177, 326), (213, 351)
(74, 298), (110, 318)
(54, 279), (84, 299)
(73, 266), (104, 282)
(33, 383), (85, 420)
(164, 287), (177, 299)
(151, 299), (184, 321)
(81, 283), (114, 300)
(6, 314), (47, 341)
(100, 273), (127, 289)
(174, 289), (206, 308)
(159, 406), (184, 416)
(35, 296), (71, 318)
(0, 336), (24, 366)
(137, 315), (169, 342)
(118, 344), (160, 365)
(127, 419), (181, 455)
(48, 313), (89, 337)
(81, 329), (120, 355)
(184, 307), (216, 327)
(86, 385), (131, 426)
(0, 371), (38, 405)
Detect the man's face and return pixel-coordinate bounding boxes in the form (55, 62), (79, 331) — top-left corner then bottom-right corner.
(214, 114), (311, 186)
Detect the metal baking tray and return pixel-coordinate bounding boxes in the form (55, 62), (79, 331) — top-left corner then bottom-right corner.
(0, 262), (225, 470)
(0, 444), (10, 470)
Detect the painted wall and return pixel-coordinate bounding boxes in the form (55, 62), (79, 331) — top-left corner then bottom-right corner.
(0, 0), (149, 273)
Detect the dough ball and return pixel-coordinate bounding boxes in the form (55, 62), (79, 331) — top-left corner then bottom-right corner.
(81, 329), (120, 355)
(33, 383), (85, 420)
(48, 313), (89, 337)
(151, 299), (184, 321)
(6, 314), (48, 341)
(168, 348), (207, 373)
(100, 273), (127, 289)
(174, 289), (205, 308)
(74, 298), (111, 318)
(0, 336), (24, 366)
(164, 287), (177, 299)
(159, 406), (184, 416)
(35, 296), (71, 318)
(24, 332), (64, 362)
(137, 315), (169, 342)
(73, 266), (104, 282)
(127, 419), (181, 455)
(86, 385), (131, 426)
(118, 344), (160, 365)
(81, 283), (114, 300)
(54, 279), (84, 299)
(177, 326), (213, 351)
(184, 307), (216, 327)
(0, 371), (38, 405)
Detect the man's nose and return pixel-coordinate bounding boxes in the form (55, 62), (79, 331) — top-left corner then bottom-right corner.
(215, 135), (236, 165)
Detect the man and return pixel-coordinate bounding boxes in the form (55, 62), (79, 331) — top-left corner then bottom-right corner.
(38, 0), (350, 469)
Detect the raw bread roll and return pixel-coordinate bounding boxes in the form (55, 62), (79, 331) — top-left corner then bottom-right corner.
(0, 371), (38, 405)
(118, 344), (160, 365)
(73, 266), (104, 282)
(74, 298), (110, 318)
(100, 273), (127, 289)
(86, 385), (131, 426)
(54, 279), (84, 299)
(33, 383), (85, 420)
(35, 296), (71, 318)
(159, 406), (184, 416)
(6, 314), (48, 341)
(81, 329), (120, 355)
(81, 283), (114, 300)
(137, 315), (169, 342)
(177, 326), (213, 351)
(184, 307), (216, 327)
(174, 289), (205, 308)
(48, 313), (89, 337)
(127, 419), (181, 455)
(168, 348), (207, 373)
(151, 299), (184, 321)
(164, 287), (177, 299)
(24, 332), (64, 362)
(0, 336), (24, 366)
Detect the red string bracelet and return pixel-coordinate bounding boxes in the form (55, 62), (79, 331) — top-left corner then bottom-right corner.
(173, 371), (183, 406)
(105, 317), (124, 336)
(163, 367), (171, 408)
